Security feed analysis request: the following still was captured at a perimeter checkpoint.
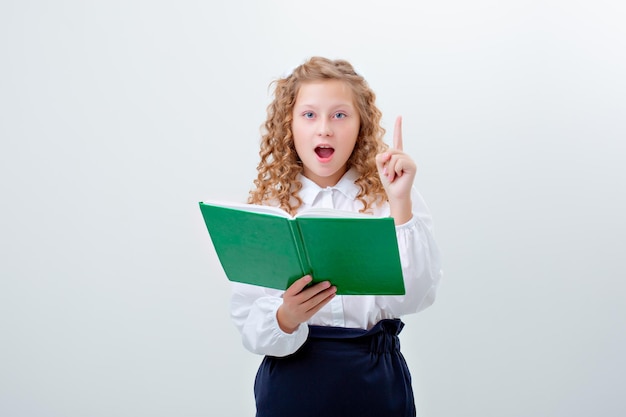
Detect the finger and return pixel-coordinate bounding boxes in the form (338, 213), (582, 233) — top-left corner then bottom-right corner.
(285, 275), (312, 296)
(375, 152), (391, 178)
(385, 153), (402, 182)
(299, 280), (332, 300)
(376, 152), (391, 167)
(393, 116), (403, 151)
(305, 287), (337, 314)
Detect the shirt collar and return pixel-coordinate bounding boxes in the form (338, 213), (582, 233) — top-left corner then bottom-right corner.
(298, 167), (360, 205)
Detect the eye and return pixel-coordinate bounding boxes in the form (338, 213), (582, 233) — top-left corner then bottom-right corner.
(303, 112), (315, 119)
(334, 112), (347, 119)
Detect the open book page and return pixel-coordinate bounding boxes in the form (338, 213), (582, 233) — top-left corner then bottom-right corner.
(295, 208), (377, 219)
(201, 200), (384, 219)
(201, 200), (291, 218)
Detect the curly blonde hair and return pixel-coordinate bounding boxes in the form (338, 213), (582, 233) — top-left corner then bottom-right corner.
(248, 56), (388, 215)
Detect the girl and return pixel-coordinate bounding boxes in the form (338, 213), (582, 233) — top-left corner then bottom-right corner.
(231, 56), (442, 417)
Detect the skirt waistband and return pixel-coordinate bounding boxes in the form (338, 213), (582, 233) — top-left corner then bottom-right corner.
(306, 318), (405, 354)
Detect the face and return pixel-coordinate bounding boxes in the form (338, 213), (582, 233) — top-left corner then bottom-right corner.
(291, 80), (360, 188)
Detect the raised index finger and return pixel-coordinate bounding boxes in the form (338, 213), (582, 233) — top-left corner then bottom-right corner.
(393, 115), (403, 150)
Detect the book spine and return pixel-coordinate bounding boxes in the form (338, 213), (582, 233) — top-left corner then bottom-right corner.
(288, 220), (312, 277)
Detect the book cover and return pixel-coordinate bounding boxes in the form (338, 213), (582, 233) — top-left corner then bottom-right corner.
(199, 200), (405, 295)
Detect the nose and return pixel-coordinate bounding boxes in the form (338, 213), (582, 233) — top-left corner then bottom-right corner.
(317, 119), (333, 137)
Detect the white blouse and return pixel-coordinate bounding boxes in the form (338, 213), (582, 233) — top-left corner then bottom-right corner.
(230, 168), (442, 357)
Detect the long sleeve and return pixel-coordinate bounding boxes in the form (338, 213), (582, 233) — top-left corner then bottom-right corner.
(375, 188), (443, 315)
(230, 282), (309, 357)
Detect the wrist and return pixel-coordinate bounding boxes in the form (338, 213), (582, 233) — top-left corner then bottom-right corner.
(276, 306), (299, 334)
(389, 197), (412, 225)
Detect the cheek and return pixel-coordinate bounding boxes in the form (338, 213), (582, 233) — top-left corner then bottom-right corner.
(343, 124), (360, 148)
(344, 120), (360, 138)
(291, 120), (307, 140)
(291, 131), (307, 159)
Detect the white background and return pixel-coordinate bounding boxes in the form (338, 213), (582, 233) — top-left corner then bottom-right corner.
(1, 1), (625, 416)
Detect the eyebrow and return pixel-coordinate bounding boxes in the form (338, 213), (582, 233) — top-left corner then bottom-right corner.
(293, 102), (355, 109)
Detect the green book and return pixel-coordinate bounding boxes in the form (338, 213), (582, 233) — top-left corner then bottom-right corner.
(199, 200), (405, 295)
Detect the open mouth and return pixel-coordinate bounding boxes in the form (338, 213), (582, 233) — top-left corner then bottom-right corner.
(315, 145), (335, 159)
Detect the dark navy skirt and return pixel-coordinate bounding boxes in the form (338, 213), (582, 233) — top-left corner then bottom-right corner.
(254, 319), (416, 417)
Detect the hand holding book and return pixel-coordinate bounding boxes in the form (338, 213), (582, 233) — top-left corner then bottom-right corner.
(276, 275), (337, 333)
